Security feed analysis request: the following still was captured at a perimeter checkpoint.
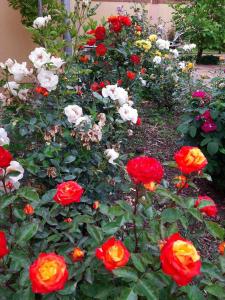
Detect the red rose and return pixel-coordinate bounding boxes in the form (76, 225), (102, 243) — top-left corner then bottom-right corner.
(135, 25), (142, 32)
(79, 55), (89, 63)
(126, 156), (164, 185)
(174, 146), (207, 174)
(87, 38), (96, 46)
(130, 54), (141, 65)
(91, 82), (100, 92)
(24, 204), (34, 215)
(0, 231), (9, 258)
(141, 68), (146, 74)
(160, 233), (201, 286)
(86, 29), (96, 35)
(201, 121), (217, 133)
(108, 16), (122, 32)
(195, 195), (218, 217)
(99, 81), (106, 89)
(29, 253), (68, 294)
(71, 247), (85, 262)
(95, 26), (106, 41)
(53, 181), (84, 206)
(96, 44), (107, 56)
(117, 79), (123, 86)
(136, 117), (142, 126)
(0, 146), (13, 168)
(126, 71), (136, 80)
(96, 237), (130, 271)
(119, 16), (132, 26)
(218, 242), (225, 255)
(35, 86), (49, 97)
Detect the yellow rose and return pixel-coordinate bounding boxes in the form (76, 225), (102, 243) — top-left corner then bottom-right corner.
(149, 34), (157, 42)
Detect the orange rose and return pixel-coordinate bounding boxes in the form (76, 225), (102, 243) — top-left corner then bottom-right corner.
(53, 181), (84, 206)
(24, 204), (34, 215)
(29, 253), (68, 294)
(174, 175), (188, 189)
(93, 201), (100, 209)
(71, 247), (85, 262)
(174, 146), (207, 174)
(218, 242), (225, 255)
(96, 237), (130, 271)
(144, 181), (158, 192)
(160, 233), (201, 286)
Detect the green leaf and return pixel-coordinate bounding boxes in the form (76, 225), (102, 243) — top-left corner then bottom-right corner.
(63, 155), (76, 164)
(16, 223), (39, 244)
(118, 288), (137, 300)
(161, 208), (182, 223)
(18, 187), (40, 202)
(113, 267), (138, 282)
(0, 195), (16, 209)
(207, 142), (219, 155)
(188, 208), (203, 222)
(87, 225), (103, 243)
(189, 125), (197, 138)
(131, 253), (145, 272)
(205, 284), (225, 299)
(219, 256), (225, 273)
(205, 221), (225, 239)
(135, 279), (158, 300)
(181, 286), (205, 300)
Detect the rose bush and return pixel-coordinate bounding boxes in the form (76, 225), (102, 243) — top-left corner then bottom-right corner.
(177, 73), (225, 190)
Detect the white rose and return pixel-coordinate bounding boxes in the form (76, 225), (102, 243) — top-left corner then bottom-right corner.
(64, 104), (83, 124)
(140, 78), (147, 86)
(3, 81), (20, 96)
(50, 56), (65, 69)
(6, 160), (24, 182)
(37, 69), (59, 91)
(156, 39), (170, 50)
(114, 87), (129, 106)
(102, 84), (118, 100)
(0, 128), (10, 146)
(18, 89), (29, 101)
(33, 15), (51, 29)
(29, 47), (51, 69)
(9, 61), (32, 82)
(104, 149), (119, 165)
(153, 56), (162, 64)
(183, 44), (196, 51)
(118, 104), (138, 124)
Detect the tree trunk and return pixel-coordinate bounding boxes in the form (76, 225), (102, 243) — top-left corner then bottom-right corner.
(196, 47), (203, 62)
(38, 0), (43, 17)
(61, 0), (72, 56)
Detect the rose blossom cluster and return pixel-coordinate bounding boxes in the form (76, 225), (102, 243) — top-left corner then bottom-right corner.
(64, 104), (106, 149)
(102, 84), (138, 124)
(0, 128), (24, 192)
(196, 110), (217, 133)
(0, 46), (64, 104)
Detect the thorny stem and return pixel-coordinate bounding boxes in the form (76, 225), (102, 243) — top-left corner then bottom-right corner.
(133, 184), (139, 253)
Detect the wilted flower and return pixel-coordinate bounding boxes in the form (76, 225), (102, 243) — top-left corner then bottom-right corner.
(8, 61), (32, 82)
(3, 81), (20, 96)
(0, 128), (10, 146)
(18, 89), (29, 101)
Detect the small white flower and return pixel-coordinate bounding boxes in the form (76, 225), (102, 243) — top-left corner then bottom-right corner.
(0, 58), (14, 70)
(183, 43), (196, 51)
(9, 61), (32, 82)
(33, 15), (51, 29)
(37, 69), (59, 91)
(170, 49), (179, 58)
(6, 161), (24, 182)
(3, 81), (20, 96)
(140, 78), (147, 87)
(153, 56), (162, 64)
(118, 104), (138, 124)
(0, 128), (10, 146)
(29, 47), (51, 69)
(64, 104), (83, 124)
(104, 149), (119, 165)
(50, 56), (65, 69)
(127, 129), (134, 136)
(179, 61), (186, 69)
(156, 39), (170, 50)
(18, 89), (29, 101)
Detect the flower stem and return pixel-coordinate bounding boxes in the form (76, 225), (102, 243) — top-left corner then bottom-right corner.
(133, 185), (139, 253)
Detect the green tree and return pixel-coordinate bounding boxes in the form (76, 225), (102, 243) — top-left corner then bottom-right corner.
(172, 0), (225, 60)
